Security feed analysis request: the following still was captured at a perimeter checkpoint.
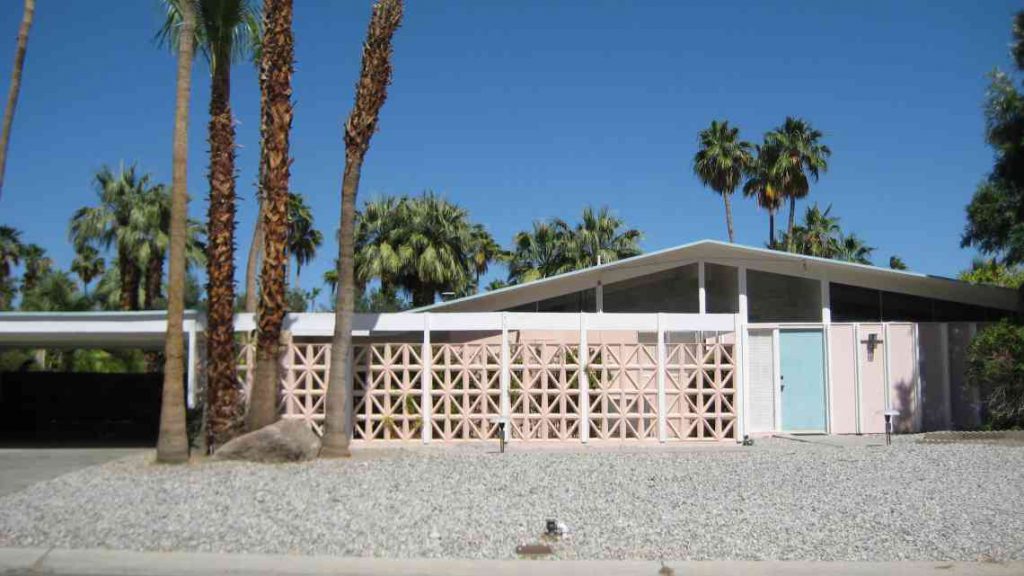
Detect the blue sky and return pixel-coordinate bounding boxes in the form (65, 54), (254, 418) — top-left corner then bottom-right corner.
(0, 0), (1019, 294)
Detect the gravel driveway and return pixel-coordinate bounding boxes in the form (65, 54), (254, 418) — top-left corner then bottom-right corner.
(0, 437), (1021, 561)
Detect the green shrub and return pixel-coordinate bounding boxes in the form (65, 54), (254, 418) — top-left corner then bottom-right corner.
(966, 320), (1024, 428)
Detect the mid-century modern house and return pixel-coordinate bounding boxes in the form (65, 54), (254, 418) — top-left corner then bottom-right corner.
(0, 240), (1017, 444)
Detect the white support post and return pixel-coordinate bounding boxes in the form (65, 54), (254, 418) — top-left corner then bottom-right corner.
(579, 313), (589, 443)
(733, 313), (745, 442)
(186, 320), (197, 409)
(698, 261), (706, 315)
(596, 281), (604, 313)
(772, 328), (782, 432)
(912, 322), (923, 433)
(821, 279), (832, 434)
(421, 313), (432, 444)
(656, 313), (667, 442)
(738, 266), (748, 323)
(882, 323), (891, 410)
(820, 279), (831, 324)
(500, 312), (511, 442)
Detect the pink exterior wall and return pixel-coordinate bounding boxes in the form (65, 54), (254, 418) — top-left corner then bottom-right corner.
(856, 324), (887, 434)
(828, 325), (858, 434)
(886, 324), (918, 433)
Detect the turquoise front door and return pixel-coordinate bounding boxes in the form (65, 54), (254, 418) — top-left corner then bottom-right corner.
(779, 329), (826, 432)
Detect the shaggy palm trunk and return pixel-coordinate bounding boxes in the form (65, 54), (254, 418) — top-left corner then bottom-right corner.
(722, 193), (734, 243)
(786, 195), (796, 250)
(156, 0), (195, 464)
(322, 0), (403, 458)
(0, 0), (33, 203)
(118, 249), (140, 311)
(248, 0), (294, 432)
(205, 58), (241, 448)
(769, 211), (776, 247)
(144, 256), (163, 309)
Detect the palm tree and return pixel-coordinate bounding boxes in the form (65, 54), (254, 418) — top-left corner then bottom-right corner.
(564, 206), (642, 270)
(837, 233), (873, 265)
(20, 270), (90, 312)
(162, 0), (260, 445)
(248, 0), (294, 432)
(354, 196), (405, 298)
(765, 117), (831, 250)
(0, 225), (23, 308)
(786, 204), (841, 258)
(0, 0), (34, 203)
(70, 164), (158, 311)
(71, 245), (105, 297)
(889, 255), (907, 270)
(19, 243), (50, 293)
(323, 0), (403, 459)
(468, 223), (502, 292)
(156, 0), (197, 464)
(138, 184), (171, 310)
(693, 120), (752, 242)
(399, 193), (477, 307)
(287, 192), (321, 289)
(507, 220), (572, 284)
(743, 142), (784, 246)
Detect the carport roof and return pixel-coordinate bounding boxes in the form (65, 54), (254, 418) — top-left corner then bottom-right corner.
(0, 310), (203, 349)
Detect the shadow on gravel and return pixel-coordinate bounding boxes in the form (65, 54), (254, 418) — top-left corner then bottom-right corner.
(918, 431), (1024, 445)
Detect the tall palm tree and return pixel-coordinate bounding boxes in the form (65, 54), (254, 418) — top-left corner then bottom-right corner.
(399, 193), (477, 307)
(0, 0), (34, 203)
(71, 245), (105, 297)
(323, 0), (403, 459)
(19, 243), (50, 293)
(157, 0), (197, 465)
(138, 184), (171, 310)
(0, 225), (23, 308)
(765, 117), (831, 250)
(287, 192), (321, 289)
(70, 164), (157, 311)
(693, 120), (752, 242)
(162, 0), (260, 445)
(564, 206), (642, 270)
(468, 223), (502, 292)
(507, 220), (572, 284)
(248, 0), (293, 432)
(743, 142), (785, 247)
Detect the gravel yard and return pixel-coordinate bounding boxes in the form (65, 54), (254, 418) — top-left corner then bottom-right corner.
(0, 436), (1022, 561)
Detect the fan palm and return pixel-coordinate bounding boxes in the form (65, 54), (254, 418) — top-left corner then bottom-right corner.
(249, 0), (295, 431)
(399, 193), (476, 307)
(19, 270), (90, 312)
(507, 220), (571, 284)
(693, 120), (752, 242)
(70, 164), (157, 311)
(323, 0), (403, 459)
(71, 245), (105, 297)
(354, 196), (405, 297)
(788, 204), (841, 258)
(0, 225), (23, 308)
(18, 243), (49, 293)
(468, 223), (502, 292)
(161, 0), (260, 444)
(0, 0), (34, 202)
(743, 142), (785, 246)
(287, 192), (321, 289)
(564, 206), (642, 270)
(837, 233), (874, 265)
(765, 117), (831, 250)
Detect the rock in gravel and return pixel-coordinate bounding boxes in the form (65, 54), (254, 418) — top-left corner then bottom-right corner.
(213, 419), (320, 463)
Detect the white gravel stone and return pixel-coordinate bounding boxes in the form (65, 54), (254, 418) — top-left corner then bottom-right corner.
(0, 437), (1022, 561)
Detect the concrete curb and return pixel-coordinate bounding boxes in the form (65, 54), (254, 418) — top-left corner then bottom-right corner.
(2, 547), (1024, 576)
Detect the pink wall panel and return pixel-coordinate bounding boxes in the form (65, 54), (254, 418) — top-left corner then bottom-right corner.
(828, 325), (858, 434)
(886, 324), (918, 433)
(857, 324), (887, 434)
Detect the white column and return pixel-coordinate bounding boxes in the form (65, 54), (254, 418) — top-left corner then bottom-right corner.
(596, 281), (604, 313)
(733, 313), (745, 442)
(698, 261), (706, 315)
(579, 313), (589, 443)
(820, 279), (831, 324)
(912, 322), (923, 433)
(656, 313), (667, 442)
(882, 323), (891, 410)
(421, 313), (432, 443)
(738, 266), (748, 323)
(500, 312), (511, 442)
(186, 319), (197, 409)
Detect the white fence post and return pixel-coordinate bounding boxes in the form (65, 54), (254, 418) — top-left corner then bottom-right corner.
(657, 313), (667, 442)
(733, 313), (745, 442)
(579, 313), (589, 443)
(500, 312), (511, 442)
(421, 313), (432, 444)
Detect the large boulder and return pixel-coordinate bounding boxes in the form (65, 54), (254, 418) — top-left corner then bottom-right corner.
(213, 419), (320, 463)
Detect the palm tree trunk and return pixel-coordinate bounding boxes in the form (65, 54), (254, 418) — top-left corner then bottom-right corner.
(248, 0), (294, 432)
(205, 57), (241, 448)
(786, 195), (796, 250)
(722, 193), (735, 243)
(156, 0), (195, 464)
(769, 211), (776, 247)
(322, 0), (402, 458)
(0, 0), (33, 203)
(244, 205), (263, 313)
(144, 255), (163, 310)
(119, 249), (141, 311)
